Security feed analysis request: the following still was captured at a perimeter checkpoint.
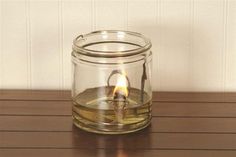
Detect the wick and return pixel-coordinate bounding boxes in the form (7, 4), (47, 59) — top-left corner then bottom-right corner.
(114, 91), (126, 101)
(113, 91), (127, 123)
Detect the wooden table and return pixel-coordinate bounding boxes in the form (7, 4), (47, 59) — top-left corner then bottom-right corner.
(1, 90), (236, 157)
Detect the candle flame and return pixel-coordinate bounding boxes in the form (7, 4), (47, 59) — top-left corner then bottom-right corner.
(113, 72), (128, 97)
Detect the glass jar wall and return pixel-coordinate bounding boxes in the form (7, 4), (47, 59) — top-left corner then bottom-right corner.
(72, 30), (152, 134)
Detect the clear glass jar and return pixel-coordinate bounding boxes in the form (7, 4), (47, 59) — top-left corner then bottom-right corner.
(72, 30), (152, 134)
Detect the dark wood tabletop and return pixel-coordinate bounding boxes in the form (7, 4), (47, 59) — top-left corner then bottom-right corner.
(1, 90), (236, 157)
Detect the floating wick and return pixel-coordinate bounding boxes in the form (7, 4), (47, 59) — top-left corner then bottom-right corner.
(112, 71), (129, 123)
(113, 90), (127, 123)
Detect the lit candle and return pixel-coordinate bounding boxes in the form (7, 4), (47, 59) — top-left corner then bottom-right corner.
(113, 72), (129, 123)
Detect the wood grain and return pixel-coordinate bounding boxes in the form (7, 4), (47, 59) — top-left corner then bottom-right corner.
(0, 90), (70, 101)
(2, 131), (236, 150)
(1, 90), (236, 157)
(155, 92), (236, 102)
(2, 116), (236, 133)
(1, 149), (236, 157)
(0, 100), (71, 116)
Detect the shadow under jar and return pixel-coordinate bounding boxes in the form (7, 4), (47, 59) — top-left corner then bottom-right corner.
(72, 30), (152, 134)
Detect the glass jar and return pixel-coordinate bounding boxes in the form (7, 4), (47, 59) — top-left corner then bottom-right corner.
(72, 30), (152, 134)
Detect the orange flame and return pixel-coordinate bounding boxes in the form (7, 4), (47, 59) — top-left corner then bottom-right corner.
(113, 73), (128, 97)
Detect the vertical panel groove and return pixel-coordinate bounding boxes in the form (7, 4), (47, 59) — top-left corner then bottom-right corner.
(0, 0), (2, 88)
(125, 0), (128, 30)
(155, 0), (160, 90)
(92, 0), (96, 31)
(157, 0), (162, 90)
(90, 0), (93, 31)
(58, 0), (64, 89)
(189, 0), (194, 91)
(222, 0), (229, 92)
(25, 0), (32, 89)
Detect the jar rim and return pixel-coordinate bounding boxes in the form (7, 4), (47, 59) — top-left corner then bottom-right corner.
(73, 30), (152, 58)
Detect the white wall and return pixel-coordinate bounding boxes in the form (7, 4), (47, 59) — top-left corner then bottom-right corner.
(0, 0), (236, 91)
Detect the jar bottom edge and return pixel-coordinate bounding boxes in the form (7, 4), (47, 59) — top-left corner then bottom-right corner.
(72, 115), (152, 134)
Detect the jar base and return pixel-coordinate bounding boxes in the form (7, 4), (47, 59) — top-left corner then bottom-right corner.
(72, 86), (152, 134)
(72, 114), (151, 134)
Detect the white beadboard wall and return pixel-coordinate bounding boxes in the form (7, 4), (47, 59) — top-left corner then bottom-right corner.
(0, 0), (236, 91)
